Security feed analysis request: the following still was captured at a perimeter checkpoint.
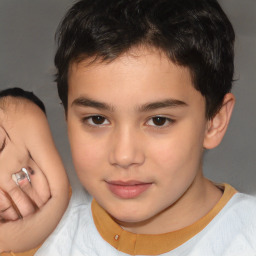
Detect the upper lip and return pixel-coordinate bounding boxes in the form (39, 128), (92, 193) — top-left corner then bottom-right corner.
(106, 180), (151, 186)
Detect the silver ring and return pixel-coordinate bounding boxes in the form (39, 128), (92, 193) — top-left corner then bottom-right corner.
(21, 168), (31, 183)
(12, 167), (31, 186)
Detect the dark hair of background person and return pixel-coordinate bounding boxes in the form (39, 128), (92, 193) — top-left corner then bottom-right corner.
(54, 0), (235, 119)
(0, 87), (46, 114)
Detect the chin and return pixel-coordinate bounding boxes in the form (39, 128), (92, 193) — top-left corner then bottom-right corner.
(109, 207), (152, 224)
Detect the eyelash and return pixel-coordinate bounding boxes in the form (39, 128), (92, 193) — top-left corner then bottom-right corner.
(0, 138), (6, 153)
(81, 115), (175, 128)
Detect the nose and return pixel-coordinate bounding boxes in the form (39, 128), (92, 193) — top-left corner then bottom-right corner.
(109, 127), (145, 169)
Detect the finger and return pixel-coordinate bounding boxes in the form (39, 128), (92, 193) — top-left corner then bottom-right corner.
(0, 189), (19, 221)
(28, 158), (51, 204)
(7, 184), (36, 218)
(21, 159), (51, 207)
(17, 168), (45, 208)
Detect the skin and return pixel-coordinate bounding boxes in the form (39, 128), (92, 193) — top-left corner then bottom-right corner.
(67, 47), (235, 234)
(0, 107), (50, 220)
(0, 98), (69, 252)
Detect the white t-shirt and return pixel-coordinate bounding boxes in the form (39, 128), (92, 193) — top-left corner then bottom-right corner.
(35, 185), (256, 256)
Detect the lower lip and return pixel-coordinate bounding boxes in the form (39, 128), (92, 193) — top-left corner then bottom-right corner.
(107, 183), (152, 199)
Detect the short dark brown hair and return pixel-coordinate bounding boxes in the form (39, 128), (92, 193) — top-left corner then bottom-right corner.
(55, 0), (235, 118)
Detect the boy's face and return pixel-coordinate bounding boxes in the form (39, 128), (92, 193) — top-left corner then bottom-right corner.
(67, 48), (210, 232)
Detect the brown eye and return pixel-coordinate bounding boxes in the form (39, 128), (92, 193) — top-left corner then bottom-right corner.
(146, 116), (174, 128)
(152, 117), (168, 126)
(91, 116), (106, 125)
(83, 115), (110, 126)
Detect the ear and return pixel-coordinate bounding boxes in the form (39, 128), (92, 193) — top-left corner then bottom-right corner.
(203, 93), (235, 149)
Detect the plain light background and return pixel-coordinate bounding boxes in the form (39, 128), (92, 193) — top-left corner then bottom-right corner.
(0, 0), (255, 194)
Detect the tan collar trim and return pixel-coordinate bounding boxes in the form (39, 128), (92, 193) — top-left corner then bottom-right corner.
(4, 246), (40, 256)
(92, 183), (237, 255)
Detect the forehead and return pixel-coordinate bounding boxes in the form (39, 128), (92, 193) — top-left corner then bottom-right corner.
(68, 49), (195, 93)
(69, 47), (192, 80)
(67, 48), (203, 110)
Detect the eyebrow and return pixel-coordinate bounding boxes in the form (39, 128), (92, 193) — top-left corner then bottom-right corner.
(71, 97), (187, 112)
(71, 97), (115, 111)
(138, 99), (187, 112)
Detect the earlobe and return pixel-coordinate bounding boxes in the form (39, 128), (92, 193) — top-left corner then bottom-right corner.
(203, 93), (235, 149)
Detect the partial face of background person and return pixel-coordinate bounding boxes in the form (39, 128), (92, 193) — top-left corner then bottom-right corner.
(0, 94), (69, 253)
(0, 0), (255, 194)
(0, 100), (50, 221)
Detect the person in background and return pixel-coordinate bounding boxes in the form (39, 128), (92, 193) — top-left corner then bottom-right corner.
(0, 88), (69, 254)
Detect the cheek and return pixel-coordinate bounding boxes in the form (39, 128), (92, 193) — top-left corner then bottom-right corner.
(69, 132), (106, 182)
(149, 131), (205, 203)
(71, 142), (98, 170)
(150, 124), (205, 177)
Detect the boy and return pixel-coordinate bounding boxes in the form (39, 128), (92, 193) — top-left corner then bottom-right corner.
(33, 0), (256, 255)
(0, 88), (69, 254)
(4, 0), (256, 255)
